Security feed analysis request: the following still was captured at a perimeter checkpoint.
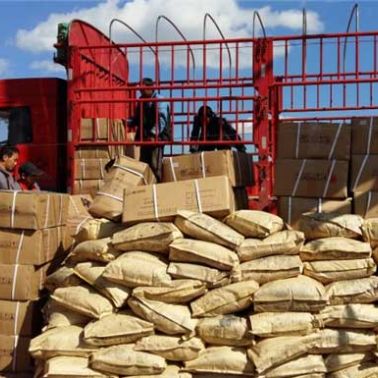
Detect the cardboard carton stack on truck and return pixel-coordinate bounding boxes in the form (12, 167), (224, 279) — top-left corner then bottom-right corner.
(0, 191), (70, 374)
(275, 121), (353, 228)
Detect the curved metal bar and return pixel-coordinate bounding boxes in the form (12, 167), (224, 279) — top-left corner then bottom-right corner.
(203, 13), (233, 97)
(342, 3), (359, 73)
(155, 15), (196, 81)
(252, 11), (267, 39)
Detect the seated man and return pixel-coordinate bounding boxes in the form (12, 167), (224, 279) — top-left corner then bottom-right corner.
(190, 105), (246, 153)
(18, 162), (44, 191)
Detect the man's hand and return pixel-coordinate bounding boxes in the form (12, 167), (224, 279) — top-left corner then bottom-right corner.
(190, 145), (199, 153)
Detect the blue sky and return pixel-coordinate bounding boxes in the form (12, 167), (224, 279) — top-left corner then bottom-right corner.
(1, 0), (378, 80)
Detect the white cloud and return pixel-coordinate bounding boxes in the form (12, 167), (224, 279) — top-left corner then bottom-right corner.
(15, 0), (324, 54)
(0, 59), (9, 76)
(29, 59), (65, 73)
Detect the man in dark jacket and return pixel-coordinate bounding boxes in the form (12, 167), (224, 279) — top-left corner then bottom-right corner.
(0, 145), (20, 190)
(190, 105), (246, 153)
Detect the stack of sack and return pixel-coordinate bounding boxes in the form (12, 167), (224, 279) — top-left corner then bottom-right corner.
(275, 121), (352, 229)
(0, 191), (70, 374)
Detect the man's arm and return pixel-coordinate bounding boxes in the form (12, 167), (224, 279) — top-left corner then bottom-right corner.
(223, 119), (246, 152)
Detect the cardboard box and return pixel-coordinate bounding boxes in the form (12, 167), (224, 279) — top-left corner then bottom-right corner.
(351, 117), (378, 154)
(0, 192), (69, 230)
(274, 159), (349, 198)
(350, 154), (378, 193)
(73, 179), (104, 198)
(80, 118), (109, 140)
(74, 158), (110, 180)
(354, 191), (378, 218)
(162, 150), (253, 187)
(0, 335), (32, 372)
(0, 227), (66, 265)
(277, 121), (351, 160)
(278, 197), (352, 229)
(123, 176), (235, 223)
(89, 155), (156, 221)
(74, 147), (110, 159)
(0, 301), (41, 336)
(233, 187), (249, 210)
(0, 264), (39, 301)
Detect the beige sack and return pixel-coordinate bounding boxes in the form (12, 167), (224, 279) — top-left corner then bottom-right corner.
(169, 239), (239, 271)
(224, 210), (284, 238)
(51, 285), (114, 319)
(300, 237), (372, 261)
(83, 311), (154, 346)
(133, 279), (207, 303)
(112, 222), (183, 254)
(325, 276), (378, 304)
(237, 230), (304, 262)
(44, 266), (82, 292)
(258, 354), (327, 378)
(303, 258), (376, 284)
(175, 210), (244, 249)
(127, 364), (192, 378)
(74, 218), (124, 243)
(253, 275), (328, 313)
(196, 315), (252, 346)
(299, 213), (363, 240)
(167, 262), (230, 288)
(73, 262), (130, 308)
(247, 333), (320, 374)
(362, 218), (378, 248)
(183, 346), (254, 376)
(102, 251), (172, 287)
(29, 326), (95, 360)
(240, 255), (303, 284)
(89, 344), (166, 376)
(325, 353), (374, 373)
(128, 296), (196, 335)
(134, 335), (204, 361)
(43, 356), (107, 377)
(327, 362), (378, 378)
(319, 304), (378, 328)
(68, 238), (121, 264)
(311, 329), (376, 353)
(250, 312), (322, 338)
(191, 280), (259, 317)
(42, 300), (91, 332)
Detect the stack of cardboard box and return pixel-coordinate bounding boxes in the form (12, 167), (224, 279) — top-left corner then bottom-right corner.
(351, 117), (378, 218)
(275, 122), (352, 228)
(0, 191), (69, 374)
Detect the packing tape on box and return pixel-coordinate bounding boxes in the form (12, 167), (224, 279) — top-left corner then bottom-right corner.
(13, 301), (20, 336)
(99, 160), (104, 179)
(75, 216), (92, 235)
(168, 157), (177, 181)
(10, 191), (19, 228)
(44, 194), (50, 229)
(11, 264), (19, 301)
(200, 152), (206, 178)
(58, 194), (63, 225)
(322, 159), (336, 197)
(112, 164), (148, 184)
(12, 335), (19, 372)
(193, 179), (203, 213)
(366, 116), (374, 154)
(317, 198), (323, 213)
(328, 122), (343, 159)
(152, 184), (160, 221)
(295, 122), (302, 158)
(291, 159), (307, 196)
(97, 191), (123, 202)
(81, 159), (86, 179)
(15, 231), (24, 265)
(287, 197), (292, 225)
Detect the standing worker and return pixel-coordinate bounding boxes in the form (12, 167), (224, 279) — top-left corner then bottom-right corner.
(18, 162), (44, 191)
(190, 105), (246, 153)
(129, 77), (170, 180)
(0, 145), (20, 190)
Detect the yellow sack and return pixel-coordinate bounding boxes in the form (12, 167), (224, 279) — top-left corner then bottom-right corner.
(44, 266), (82, 292)
(89, 344), (166, 376)
(175, 210), (244, 249)
(74, 218), (124, 243)
(253, 275), (328, 313)
(133, 279), (207, 303)
(237, 230), (304, 262)
(112, 222), (183, 254)
(190, 280), (259, 317)
(325, 353), (374, 373)
(196, 315), (252, 346)
(362, 218), (378, 248)
(328, 363), (378, 378)
(73, 262), (130, 308)
(83, 311), (154, 346)
(134, 335), (204, 361)
(127, 364), (192, 378)
(169, 239), (239, 271)
(224, 210), (284, 238)
(102, 251), (172, 287)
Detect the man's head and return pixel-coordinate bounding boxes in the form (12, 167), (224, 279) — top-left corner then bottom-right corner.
(0, 145), (20, 172)
(19, 162), (44, 186)
(197, 105), (215, 124)
(140, 77), (154, 98)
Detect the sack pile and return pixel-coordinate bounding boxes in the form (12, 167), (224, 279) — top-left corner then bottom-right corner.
(25, 207), (378, 377)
